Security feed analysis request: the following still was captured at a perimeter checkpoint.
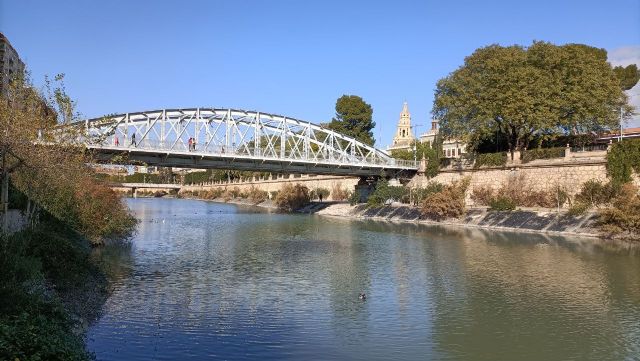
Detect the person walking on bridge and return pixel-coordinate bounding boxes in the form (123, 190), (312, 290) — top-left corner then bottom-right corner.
(188, 137), (193, 151)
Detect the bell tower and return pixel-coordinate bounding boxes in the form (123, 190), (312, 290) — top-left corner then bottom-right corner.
(392, 102), (414, 146)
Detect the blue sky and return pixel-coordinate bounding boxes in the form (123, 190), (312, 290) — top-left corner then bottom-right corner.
(1, 0), (639, 146)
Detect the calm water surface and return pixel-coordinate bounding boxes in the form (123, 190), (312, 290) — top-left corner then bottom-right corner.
(87, 198), (640, 361)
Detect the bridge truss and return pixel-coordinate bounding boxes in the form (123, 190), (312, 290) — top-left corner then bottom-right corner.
(73, 108), (417, 176)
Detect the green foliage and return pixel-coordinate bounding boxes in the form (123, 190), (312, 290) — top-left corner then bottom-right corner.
(390, 140), (441, 178)
(326, 95), (376, 146)
(489, 196), (517, 211)
(0, 218), (106, 361)
(367, 179), (408, 208)
(421, 178), (470, 220)
(568, 202), (590, 216)
(613, 64), (640, 90)
(434, 41), (631, 154)
(411, 182), (444, 205)
(522, 147), (565, 163)
(574, 180), (618, 207)
(606, 139), (640, 186)
(311, 187), (330, 201)
(275, 183), (311, 211)
(348, 189), (360, 205)
(473, 152), (507, 168)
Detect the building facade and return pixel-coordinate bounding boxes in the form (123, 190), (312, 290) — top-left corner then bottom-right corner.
(419, 119), (467, 158)
(386, 101), (467, 159)
(0, 33), (25, 96)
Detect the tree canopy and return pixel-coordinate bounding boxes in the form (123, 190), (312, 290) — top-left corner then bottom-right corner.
(613, 64), (640, 91)
(390, 140), (440, 178)
(326, 95), (376, 146)
(433, 41), (633, 157)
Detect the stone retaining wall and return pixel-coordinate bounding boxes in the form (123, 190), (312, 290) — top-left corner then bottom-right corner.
(181, 175), (359, 200)
(411, 159), (614, 207)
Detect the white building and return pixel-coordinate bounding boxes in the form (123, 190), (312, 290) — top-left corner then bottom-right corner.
(419, 120), (467, 158)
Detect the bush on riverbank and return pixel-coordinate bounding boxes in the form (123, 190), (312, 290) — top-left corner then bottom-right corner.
(606, 138), (640, 186)
(330, 183), (350, 201)
(367, 179), (408, 208)
(597, 183), (640, 240)
(0, 217), (108, 361)
(470, 174), (567, 209)
(421, 178), (470, 220)
(411, 182), (444, 206)
(247, 186), (268, 204)
(275, 183), (310, 211)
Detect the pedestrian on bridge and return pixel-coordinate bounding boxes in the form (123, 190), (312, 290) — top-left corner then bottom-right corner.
(131, 133), (136, 146)
(115, 136), (119, 146)
(188, 137), (193, 151)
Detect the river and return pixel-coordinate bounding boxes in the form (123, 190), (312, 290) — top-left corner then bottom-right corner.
(87, 198), (640, 361)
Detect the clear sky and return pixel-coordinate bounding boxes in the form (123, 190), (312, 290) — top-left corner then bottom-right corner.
(1, 0), (640, 146)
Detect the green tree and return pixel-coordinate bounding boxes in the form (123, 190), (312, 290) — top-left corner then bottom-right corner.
(613, 64), (640, 90)
(433, 41), (632, 159)
(390, 140), (440, 178)
(326, 95), (376, 146)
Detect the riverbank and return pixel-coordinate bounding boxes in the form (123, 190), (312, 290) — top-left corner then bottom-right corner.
(314, 203), (605, 239)
(173, 194), (605, 239)
(0, 216), (111, 361)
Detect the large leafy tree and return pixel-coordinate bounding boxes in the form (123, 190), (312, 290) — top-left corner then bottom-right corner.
(326, 95), (376, 146)
(433, 41), (632, 158)
(613, 64), (640, 90)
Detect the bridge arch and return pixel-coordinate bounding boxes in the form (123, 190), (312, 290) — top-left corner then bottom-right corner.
(73, 108), (416, 176)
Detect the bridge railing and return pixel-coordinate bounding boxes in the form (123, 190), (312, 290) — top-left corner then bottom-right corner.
(90, 137), (418, 169)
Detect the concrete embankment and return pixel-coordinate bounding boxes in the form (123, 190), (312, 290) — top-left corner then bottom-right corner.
(315, 203), (602, 238)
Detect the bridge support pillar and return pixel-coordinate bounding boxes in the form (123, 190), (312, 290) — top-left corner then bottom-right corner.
(354, 177), (375, 203)
(132, 188), (137, 198)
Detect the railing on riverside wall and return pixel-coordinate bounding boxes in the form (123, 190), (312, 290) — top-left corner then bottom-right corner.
(439, 146), (608, 171)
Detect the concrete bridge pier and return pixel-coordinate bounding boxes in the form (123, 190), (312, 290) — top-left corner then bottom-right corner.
(354, 176), (376, 203)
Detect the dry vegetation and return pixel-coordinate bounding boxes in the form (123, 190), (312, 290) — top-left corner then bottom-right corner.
(470, 174), (568, 210)
(420, 177), (470, 220)
(275, 183), (310, 211)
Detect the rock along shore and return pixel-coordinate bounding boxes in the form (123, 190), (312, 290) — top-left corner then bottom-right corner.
(314, 203), (603, 239)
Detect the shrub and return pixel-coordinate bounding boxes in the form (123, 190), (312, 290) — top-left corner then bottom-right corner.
(247, 186), (268, 204)
(411, 182), (444, 205)
(471, 185), (495, 206)
(348, 189), (360, 205)
(331, 183), (350, 201)
(568, 201), (590, 216)
(597, 183), (640, 239)
(421, 178), (470, 220)
(269, 191), (279, 200)
(574, 180), (617, 207)
(275, 183), (311, 211)
(229, 187), (241, 198)
(367, 179), (408, 208)
(522, 147), (565, 163)
(473, 152), (507, 168)
(606, 138), (640, 186)
(314, 187), (330, 201)
(489, 196), (517, 211)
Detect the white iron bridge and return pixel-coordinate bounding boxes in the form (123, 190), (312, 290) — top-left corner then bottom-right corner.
(74, 108), (417, 177)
